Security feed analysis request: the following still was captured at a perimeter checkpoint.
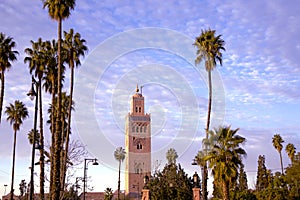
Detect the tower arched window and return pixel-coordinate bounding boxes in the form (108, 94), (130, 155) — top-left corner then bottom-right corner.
(136, 126), (139, 132)
(139, 107), (141, 112)
(137, 143), (143, 150)
(135, 107), (138, 112)
(140, 126), (143, 132)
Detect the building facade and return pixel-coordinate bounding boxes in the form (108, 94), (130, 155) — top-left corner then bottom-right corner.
(125, 85), (151, 198)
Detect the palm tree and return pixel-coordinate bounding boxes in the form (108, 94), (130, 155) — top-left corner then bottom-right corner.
(195, 150), (207, 198)
(193, 28), (225, 200)
(24, 38), (48, 200)
(204, 126), (246, 200)
(42, 39), (58, 193)
(272, 134), (284, 174)
(114, 147), (126, 200)
(28, 129), (40, 145)
(0, 33), (19, 123)
(42, 1), (75, 197)
(5, 100), (29, 200)
(285, 143), (296, 164)
(61, 29), (88, 190)
(193, 28), (225, 138)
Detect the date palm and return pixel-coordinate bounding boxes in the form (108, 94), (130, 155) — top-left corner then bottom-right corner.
(61, 29), (88, 190)
(0, 33), (19, 123)
(204, 126), (246, 200)
(24, 38), (48, 199)
(285, 143), (296, 164)
(42, 1), (75, 197)
(193, 28), (225, 200)
(272, 134), (284, 174)
(42, 39), (59, 192)
(114, 147), (126, 200)
(28, 129), (40, 145)
(5, 100), (28, 200)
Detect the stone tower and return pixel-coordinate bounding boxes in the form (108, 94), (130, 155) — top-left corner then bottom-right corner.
(125, 85), (151, 197)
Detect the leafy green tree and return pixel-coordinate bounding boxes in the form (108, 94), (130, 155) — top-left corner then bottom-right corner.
(272, 134), (285, 174)
(255, 155), (269, 191)
(114, 147), (126, 200)
(285, 143), (296, 164)
(285, 155), (300, 199)
(0, 33), (19, 123)
(5, 100), (29, 200)
(238, 163), (248, 191)
(166, 148), (178, 165)
(104, 188), (113, 200)
(61, 29), (88, 190)
(24, 38), (48, 200)
(62, 185), (80, 200)
(204, 126), (246, 200)
(193, 28), (225, 200)
(42, 0), (76, 198)
(147, 163), (193, 200)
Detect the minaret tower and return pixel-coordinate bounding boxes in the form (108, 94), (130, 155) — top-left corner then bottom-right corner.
(125, 85), (151, 197)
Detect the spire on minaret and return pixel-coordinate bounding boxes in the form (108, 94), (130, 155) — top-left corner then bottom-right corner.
(136, 84), (139, 93)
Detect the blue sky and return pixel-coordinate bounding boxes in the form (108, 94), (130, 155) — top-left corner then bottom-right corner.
(1, 0), (300, 196)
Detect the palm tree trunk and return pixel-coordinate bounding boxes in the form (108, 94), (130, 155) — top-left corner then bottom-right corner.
(49, 78), (56, 197)
(10, 130), (17, 200)
(0, 72), (4, 123)
(202, 69), (212, 200)
(61, 65), (74, 191)
(279, 151), (284, 174)
(38, 78), (45, 200)
(118, 160), (121, 200)
(222, 181), (229, 200)
(206, 69), (212, 137)
(52, 17), (63, 200)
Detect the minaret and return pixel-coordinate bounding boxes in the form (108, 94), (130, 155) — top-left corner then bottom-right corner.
(125, 85), (151, 197)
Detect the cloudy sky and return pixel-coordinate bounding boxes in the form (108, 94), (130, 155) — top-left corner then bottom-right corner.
(1, 0), (300, 196)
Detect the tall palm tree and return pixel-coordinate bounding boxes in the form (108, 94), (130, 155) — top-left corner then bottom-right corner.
(47, 91), (74, 196)
(5, 100), (29, 200)
(42, 1), (75, 198)
(61, 29), (88, 190)
(272, 134), (284, 174)
(204, 126), (246, 200)
(193, 28), (225, 200)
(24, 38), (48, 200)
(43, 39), (58, 193)
(114, 147), (126, 200)
(0, 33), (19, 123)
(193, 28), (225, 138)
(285, 143), (296, 164)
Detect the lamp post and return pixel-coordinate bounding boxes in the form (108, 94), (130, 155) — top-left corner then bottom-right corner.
(4, 184), (7, 196)
(27, 76), (39, 200)
(141, 175), (150, 200)
(83, 158), (99, 200)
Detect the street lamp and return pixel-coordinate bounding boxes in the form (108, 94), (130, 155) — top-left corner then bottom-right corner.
(4, 184), (7, 196)
(27, 76), (39, 200)
(143, 175), (149, 187)
(83, 158), (99, 200)
(193, 172), (200, 188)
